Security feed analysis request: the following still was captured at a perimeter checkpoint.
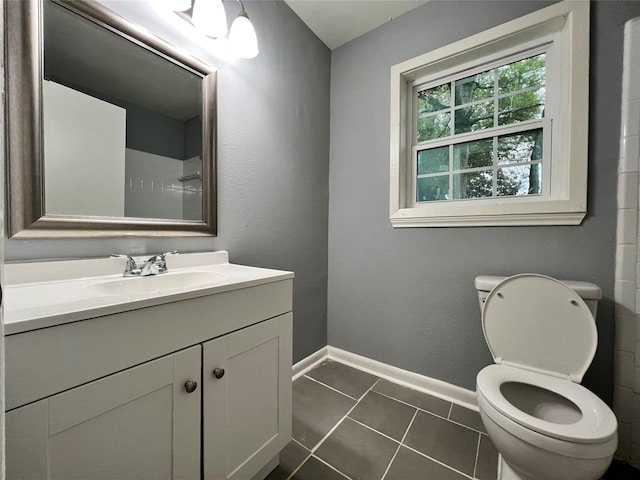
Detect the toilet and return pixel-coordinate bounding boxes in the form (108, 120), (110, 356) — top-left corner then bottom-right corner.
(475, 274), (618, 480)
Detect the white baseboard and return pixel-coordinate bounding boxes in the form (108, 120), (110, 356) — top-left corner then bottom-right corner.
(292, 346), (329, 380)
(292, 345), (478, 410)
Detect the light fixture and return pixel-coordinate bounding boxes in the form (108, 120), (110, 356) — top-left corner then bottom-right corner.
(228, 1), (258, 59)
(172, 0), (259, 58)
(192, 0), (228, 39)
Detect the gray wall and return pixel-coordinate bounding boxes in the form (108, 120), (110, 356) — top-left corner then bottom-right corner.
(4, 0), (331, 363)
(328, 0), (640, 404)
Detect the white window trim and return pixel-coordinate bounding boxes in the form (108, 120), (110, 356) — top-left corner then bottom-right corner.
(389, 0), (589, 227)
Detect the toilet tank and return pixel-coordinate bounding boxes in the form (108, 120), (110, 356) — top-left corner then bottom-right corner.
(474, 275), (602, 319)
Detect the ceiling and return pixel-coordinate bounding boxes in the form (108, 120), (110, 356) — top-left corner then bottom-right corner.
(45, 0), (202, 121)
(284, 0), (429, 50)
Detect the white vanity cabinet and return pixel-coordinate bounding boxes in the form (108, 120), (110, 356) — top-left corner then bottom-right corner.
(4, 255), (293, 480)
(6, 346), (202, 480)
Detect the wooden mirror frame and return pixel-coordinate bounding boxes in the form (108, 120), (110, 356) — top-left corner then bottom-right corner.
(5, 0), (217, 238)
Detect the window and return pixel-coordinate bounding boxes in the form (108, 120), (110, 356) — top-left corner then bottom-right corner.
(390, 1), (589, 227)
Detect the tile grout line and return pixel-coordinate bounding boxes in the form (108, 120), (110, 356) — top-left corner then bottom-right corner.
(284, 451), (313, 480)
(302, 374), (361, 401)
(309, 378), (382, 455)
(310, 454), (353, 480)
(473, 432), (482, 479)
(348, 417), (405, 444)
(447, 402), (454, 420)
(372, 389), (451, 420)
(401, 443), (476, 480)
(291, 438), (307, 450)
(381, 408), (419, 480)
(374, 389), (486, 435)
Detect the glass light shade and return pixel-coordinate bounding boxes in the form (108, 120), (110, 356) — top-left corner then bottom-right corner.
(229, 12), (258, 59)
(168, 0), (192, 12)
(192, 0), (227, 38)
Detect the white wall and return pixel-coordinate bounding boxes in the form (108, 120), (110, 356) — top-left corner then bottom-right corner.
(43, 80), (126, 217)
(614, 16), (640, 464)
(124, 149), (184, 220)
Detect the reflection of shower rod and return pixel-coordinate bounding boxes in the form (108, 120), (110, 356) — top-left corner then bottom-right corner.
(178, 171), (202, 182)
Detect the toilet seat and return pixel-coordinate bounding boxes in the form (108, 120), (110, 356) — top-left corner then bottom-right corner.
(477, 364), (617, 444)
(482, 274), (598, 383)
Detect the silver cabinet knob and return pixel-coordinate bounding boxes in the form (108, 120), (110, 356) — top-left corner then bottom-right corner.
(213, 368), (225, 379)
(184, 380), (198, 393)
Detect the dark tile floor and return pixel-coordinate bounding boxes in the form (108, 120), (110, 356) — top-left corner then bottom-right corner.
(267, 358), (640, 480)
(268, 359), (498, 480)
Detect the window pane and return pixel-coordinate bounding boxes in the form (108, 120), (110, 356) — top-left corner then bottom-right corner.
(455, 70), (494, 106)
(497, 129), (543, 165)
(417, 84), (450, 115)
(452, 170), (493, 199)
(498, 54), (545, 94)
(418, 146), (449, 175)
(498, 164), (542, 196)
(453, 139), (493, 170)
(417, 175), (449, 202)
(454, 101), (493, 134)
(498, 87), (545, 126)
(418, 112), (451, 141)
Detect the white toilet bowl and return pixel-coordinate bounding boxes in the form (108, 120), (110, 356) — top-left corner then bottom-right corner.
(477, 364), (617, 480)
(475, 274), (618, 480)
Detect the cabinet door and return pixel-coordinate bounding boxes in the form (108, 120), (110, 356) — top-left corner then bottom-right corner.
(6, 346), (201, 480)
(203, 313), (292, 480)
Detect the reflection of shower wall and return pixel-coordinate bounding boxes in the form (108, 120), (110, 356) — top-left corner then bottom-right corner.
(182, 116), (203, 221)
(124, 112), (202, 220)
(182, 156), (203, 221)
(125, 149), (184, 219)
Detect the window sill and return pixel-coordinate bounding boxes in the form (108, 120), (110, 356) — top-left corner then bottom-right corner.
(390, 202), (586, 227)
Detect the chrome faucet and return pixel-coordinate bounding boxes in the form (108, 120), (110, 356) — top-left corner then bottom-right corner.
(140, 251), (177, 276)
(110, 254), (141, 276)
(111, 251), (178, 277)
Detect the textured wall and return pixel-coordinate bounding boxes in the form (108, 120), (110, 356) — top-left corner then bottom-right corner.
(4, 0), (331, 363)
(328, 0), (640, 403)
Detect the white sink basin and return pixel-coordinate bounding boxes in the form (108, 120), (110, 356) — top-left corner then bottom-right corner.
(86, 271), (227, 295)
(3, 251), (294, 335)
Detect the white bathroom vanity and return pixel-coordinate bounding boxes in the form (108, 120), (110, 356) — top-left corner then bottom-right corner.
(3, 251), (293, 480)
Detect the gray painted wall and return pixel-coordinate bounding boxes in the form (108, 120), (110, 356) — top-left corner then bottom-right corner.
(4, 0), (330, 363)
(328, 0), (640, 404)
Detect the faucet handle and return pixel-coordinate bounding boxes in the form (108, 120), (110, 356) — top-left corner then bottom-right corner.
(110, 254), (139, 275)
(141, 251), (177, 275)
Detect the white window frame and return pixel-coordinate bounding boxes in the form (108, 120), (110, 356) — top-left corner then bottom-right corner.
(389, 0), (589, 227)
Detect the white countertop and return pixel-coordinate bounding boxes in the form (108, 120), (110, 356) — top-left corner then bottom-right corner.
(4, 251), (294, 335)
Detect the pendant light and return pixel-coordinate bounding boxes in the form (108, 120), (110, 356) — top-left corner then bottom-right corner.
(170, 0), (259, 58)
(192, 0), (228, 39)
(229, 1), (258, 59)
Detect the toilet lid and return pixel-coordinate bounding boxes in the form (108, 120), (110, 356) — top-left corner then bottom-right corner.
(482, 274), (597, 383)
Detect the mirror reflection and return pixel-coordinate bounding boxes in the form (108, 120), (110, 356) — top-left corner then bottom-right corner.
(43, 0), (204, 221)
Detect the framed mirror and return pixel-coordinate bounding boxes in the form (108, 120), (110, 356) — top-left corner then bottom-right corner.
(5, 0), (217, 238)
